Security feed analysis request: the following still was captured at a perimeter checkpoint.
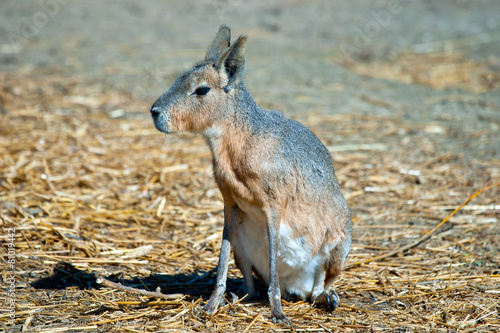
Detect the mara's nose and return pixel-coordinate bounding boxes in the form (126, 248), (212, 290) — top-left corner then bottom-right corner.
(150, 106), (161, 119)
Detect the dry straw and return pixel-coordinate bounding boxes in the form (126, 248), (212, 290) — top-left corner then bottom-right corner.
(1, 53), (499, 332)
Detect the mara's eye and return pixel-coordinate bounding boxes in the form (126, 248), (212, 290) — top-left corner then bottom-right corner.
(194, 86), (210, 96)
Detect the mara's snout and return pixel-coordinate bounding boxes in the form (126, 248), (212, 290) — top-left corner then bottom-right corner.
(149, 104), (170, 134)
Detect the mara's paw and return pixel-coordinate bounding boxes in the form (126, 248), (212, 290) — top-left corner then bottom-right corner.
(313, 289), (339, 311)
(270, 298), (290, 324)
(271, 310), (290, 324)
(195, 305), (213, 320)
(199, 299), (219, 315)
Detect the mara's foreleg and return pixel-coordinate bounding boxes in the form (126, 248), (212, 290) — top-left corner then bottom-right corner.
(265, 207), (288, 323)
(202, 203), (240, 313)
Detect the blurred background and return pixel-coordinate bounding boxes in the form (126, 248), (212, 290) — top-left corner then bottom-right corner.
(1, 1), (499, 144)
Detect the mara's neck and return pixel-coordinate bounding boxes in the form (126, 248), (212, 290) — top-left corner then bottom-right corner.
(202, 82), (257, 150)
(201, 83), (261, 201)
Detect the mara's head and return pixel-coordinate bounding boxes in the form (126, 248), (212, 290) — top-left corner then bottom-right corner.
(150, 26), (247, 134)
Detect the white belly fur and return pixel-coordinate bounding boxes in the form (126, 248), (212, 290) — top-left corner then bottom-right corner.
(235, 203), (330, 300)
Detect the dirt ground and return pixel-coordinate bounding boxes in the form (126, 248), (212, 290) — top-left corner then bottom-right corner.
(1, 1), (499, 332)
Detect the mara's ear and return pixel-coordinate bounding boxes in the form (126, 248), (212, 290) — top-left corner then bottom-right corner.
(204, 26), (231, 62)
(215, 35), (248, 93)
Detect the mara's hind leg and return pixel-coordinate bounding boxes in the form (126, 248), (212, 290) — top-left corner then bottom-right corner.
(311, 265), (339, 311)
(311, 238), (351, 311)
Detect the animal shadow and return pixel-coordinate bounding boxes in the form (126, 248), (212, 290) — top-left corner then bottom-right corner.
(30, 262), (267, 302)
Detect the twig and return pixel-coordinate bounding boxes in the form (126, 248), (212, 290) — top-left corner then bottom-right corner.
(96, 276), (184, 300)
(346, 180), (499, 269)
(113, 300), (182, 306)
